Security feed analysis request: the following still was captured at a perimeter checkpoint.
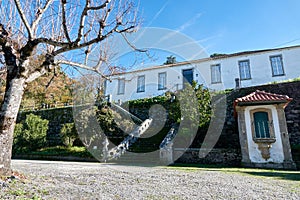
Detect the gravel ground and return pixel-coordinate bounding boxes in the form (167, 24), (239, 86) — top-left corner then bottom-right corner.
(0, 159), (299, 200)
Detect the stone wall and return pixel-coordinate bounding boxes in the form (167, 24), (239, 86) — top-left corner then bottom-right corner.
(174, 148), (241, 166)
(17, 81), (300, 167)
(17, 106), (74, 146)
(176, 81), (300, 167)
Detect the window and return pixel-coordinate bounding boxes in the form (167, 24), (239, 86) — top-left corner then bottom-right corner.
(270, 55), (284, 76)
(250, 108), (275, 142)
(253, 111), (270, 138)
(117, 79), (125, 95)
(239, 60), (251, 80)
(158, 72), (166, 90)
(211, 64), (221, 83)
(137, 75), (145, 93)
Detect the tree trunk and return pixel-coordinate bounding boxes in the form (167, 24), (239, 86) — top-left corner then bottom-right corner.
(0, 77), (26, 176)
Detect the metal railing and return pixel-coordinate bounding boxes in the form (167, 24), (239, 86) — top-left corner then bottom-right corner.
(19, 102), (73, 111)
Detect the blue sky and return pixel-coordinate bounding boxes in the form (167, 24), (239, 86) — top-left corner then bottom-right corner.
(135, 0), (300, 56)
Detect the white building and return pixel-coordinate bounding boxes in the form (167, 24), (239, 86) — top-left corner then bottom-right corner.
(105, 45), (300, 102)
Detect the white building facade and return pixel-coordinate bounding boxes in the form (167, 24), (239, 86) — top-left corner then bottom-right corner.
(105, 45), (300, 102)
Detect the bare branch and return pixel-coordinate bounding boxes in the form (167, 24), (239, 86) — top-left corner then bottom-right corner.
(54, 25), (135, 56)
(25, 65), (49, 83)
(76, 0), (89, 44)
(84, 45), (92, 65)
(34, 37), (69, 47)
(61, 0), (71, 43)
(98, 3), (113, 39)
(31, 0), (54, 36)
(56, 60), (111, 81)
(120, 33), (147, 53)
(13, 0), (33, 39)
(76, 0), (111, 44)
(88, 0), (111, 10)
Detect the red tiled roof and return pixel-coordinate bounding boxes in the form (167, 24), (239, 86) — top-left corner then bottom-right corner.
(235, 90), (292, 104)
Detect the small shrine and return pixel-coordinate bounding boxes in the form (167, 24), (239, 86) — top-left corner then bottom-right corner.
(234, 90), (296, 169)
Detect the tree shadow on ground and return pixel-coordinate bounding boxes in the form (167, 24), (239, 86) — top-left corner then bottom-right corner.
(169, 163), (300, 182)
(242, 171), (300, 182)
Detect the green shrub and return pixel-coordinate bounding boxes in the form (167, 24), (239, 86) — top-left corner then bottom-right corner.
(127, 81), (212, 129)
(60, 123), (78, 147)
(13, 113), (49, 153)
(13, 123), (25, 153)
(31, 146), (93, 158)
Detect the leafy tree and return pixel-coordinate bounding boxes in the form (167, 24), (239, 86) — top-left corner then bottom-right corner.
(193, 82), (212, 127)
(22, 68), (75, 108)
(0, 0), (140, 176)
(177, 81), (211, 128)
(210, 53), (228, 58)
(164, 55), (177, 64)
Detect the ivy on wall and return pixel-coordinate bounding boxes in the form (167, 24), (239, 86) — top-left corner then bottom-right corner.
(127, 81), (212, 129)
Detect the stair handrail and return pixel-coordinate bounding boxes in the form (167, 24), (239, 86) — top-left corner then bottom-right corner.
(104, 118), (153, 160)
(110, 102), (144, 124)
(159, 124), (178, 149)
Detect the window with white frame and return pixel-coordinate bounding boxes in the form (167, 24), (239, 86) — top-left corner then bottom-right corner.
(137, 75), (145, 93)
(211, 64), (221, 83)
(270, 55), (284, 76)
(158, 72), (166, 90)
(117, 79), (125, 95)
(239, 60), (251, 80)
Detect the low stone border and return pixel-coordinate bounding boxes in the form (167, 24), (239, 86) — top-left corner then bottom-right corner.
(12, 155), (98, 162)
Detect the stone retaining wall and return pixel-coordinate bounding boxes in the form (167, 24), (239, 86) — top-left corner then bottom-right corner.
(174, 148), (241, 166)
(17, 106), (74, 146)
(189, 81), (300, 168)
(17, 81), (300, 168)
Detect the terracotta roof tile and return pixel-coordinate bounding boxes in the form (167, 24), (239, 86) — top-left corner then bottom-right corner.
(235, 90), (292, 104)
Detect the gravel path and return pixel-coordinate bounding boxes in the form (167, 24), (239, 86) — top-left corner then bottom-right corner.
(0, 159), (299, 199)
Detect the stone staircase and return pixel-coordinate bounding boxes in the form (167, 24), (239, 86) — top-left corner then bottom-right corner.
(104, 102), (172, 164)
(104, 119), (152, 160)
(106, 126), (171, 165)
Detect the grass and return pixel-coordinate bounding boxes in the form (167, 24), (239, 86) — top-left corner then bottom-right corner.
(17, 146), (93, 158)
(166, 163), (300, 182)
(4, 181), (44, 200)
(267, 77), (300, 85)
(8, 189), (29, 196)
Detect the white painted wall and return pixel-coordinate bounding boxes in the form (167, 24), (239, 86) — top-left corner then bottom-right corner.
(244, 105), (284, 163)
(105, 45), (300, 102)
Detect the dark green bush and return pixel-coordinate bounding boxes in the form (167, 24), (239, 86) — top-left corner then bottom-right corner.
(13, 113), (49, 153)
(60, 123), (78, 147)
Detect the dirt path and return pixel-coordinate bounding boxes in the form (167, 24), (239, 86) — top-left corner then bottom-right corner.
(0, 160), (299, 199)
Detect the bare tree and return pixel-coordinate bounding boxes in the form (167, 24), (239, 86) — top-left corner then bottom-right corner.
(0, 0), (140, 176)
